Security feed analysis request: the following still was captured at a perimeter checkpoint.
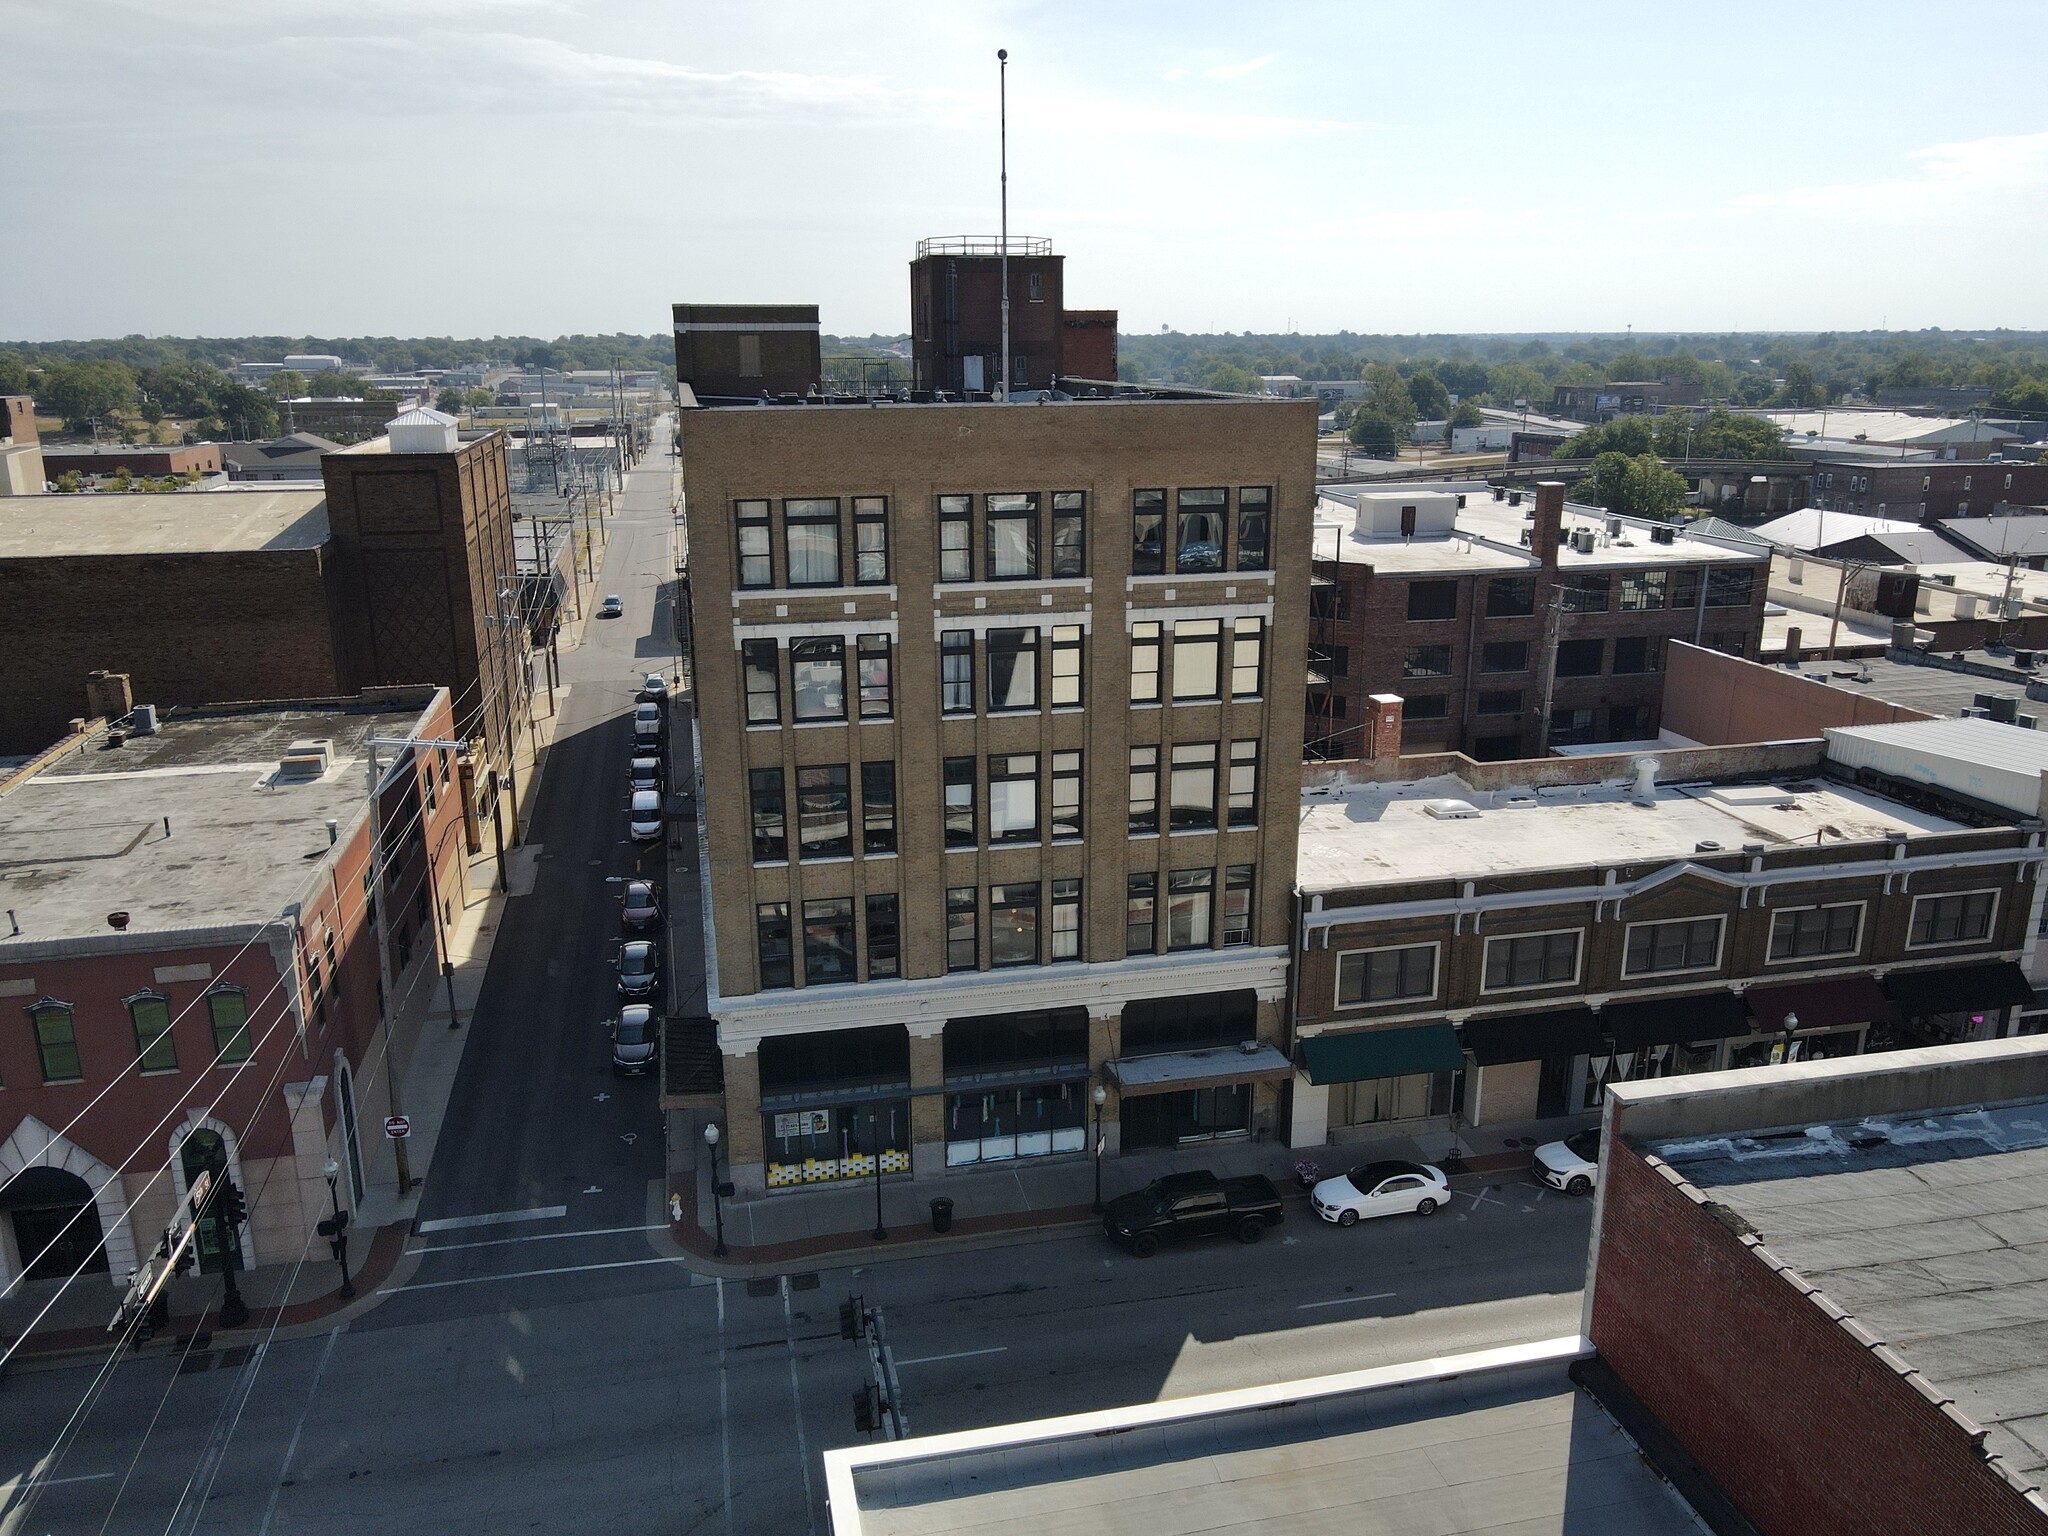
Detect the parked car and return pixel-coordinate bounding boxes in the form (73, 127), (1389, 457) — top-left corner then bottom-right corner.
(629, 789), (663, 841)
(598, 594), (624, 618)
(628, 756), (662, 794)
(620, 878), (662, 933)
(616, 938), (661, 1001)
(1532, 1129), (1601, 1196)
(609, 1004), (657, 1075)
(1102, 1171), (1284, 1257)
(1310, 1160), (1450, 1226)
(639, 672), (669, 701)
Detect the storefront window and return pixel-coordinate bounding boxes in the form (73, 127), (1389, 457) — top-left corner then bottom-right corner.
(759, 1026), (911, 1188)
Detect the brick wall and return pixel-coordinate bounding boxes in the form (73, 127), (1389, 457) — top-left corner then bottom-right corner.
(1660, 641), (1935, 744)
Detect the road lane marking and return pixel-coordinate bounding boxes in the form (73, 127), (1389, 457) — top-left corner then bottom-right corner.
(416, 1204), (569, 1234)
(1296, 1292), (1397, 1311)
(14, 1471), (116, 1487)
(781, 1276), (818, 1536)
(717, 1279), (733, 1536)
(259, 1327), (341, 1536)
(409, 1221), (665, 1255)
(388, 1254), (689, 1292)
(895, 1346), (1010, 1367)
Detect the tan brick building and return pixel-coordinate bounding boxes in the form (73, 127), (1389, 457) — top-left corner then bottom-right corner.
(680, 392), (1316, 1196)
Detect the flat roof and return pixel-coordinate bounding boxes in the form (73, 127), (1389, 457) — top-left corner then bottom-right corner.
(1650, 1097), (2048, 1481)
(1771, 652), (2039, 719)
(0, 491), (329, 558)
(1759, 410), (2014, 445)
(1297, 773), (1961, 894)
(1312, 492), (1766, 576)
(0, 697), (432, 946)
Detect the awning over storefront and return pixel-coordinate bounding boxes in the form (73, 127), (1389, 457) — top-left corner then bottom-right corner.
(1883, 961), (2034, 1020)
(1744, 977), (1899, 1035)
(1603, 991), (1750, 1050)
(1105, 1043), (1296, 1098)
(1297, 1023), (1466, 1087)
(1461, 1007), (1605, 1067)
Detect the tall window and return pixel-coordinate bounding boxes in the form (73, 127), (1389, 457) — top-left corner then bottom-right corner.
(988, 628), (1038, 711)
(1670, 570), (1702, 610)
(784, 497), (841, 586)
(1176, 488), (1226, 572)
(1622, 917), (1722, 977)
(1555, 639), (1604, 677)
(1236, 487), (1270, 571)
(866, 894), (900, 978)
(857, 635), (892, 718)
(1051, 751), (1082, 840)
(1619, 571), (1667, 611)
(1561, 574), (1611, 613)
(1228, 741), (1259, 826)
(1171, 620), (1222, 700)
(756, 904), (793, 989)
(1051, 492), (1085, 576)
(1707, 568), (1755, 607)
(1051, 879), (1082, 961)
(1223, 865), (1254, 946)
(736, 500), (772, 589)
(1128, 746), (1160, 834)
(862, 762), (896, 854)
(1130, 622), (1162, 703)
(1167, 868), (1214, 950)
(990, 883), (1040, 966)
(1132, 489), (1165, 575)
(1483, 931), (1580, 989)
(1404, 644), (1454, 678)
(130, 993), (177, 1072)
(749, 768), (787, 861)
(208, 989), (252, 1064)
(742, 639), (779, 724)
(803, 898), (856, 984)
(30, 1001), (81, 1082)
(795, 765), (851, 859)
(941, 629), (974, 714)
(947, 887), (979, 971)
(1231, 618), (1264, 697)
(1768, 904), (1860, 961)
(853, 496), (889, 584)
(1612, 636), (1662, 674)
(1337, 945), (1435, 1004)
(1480, 641), (1527, 673)
(1910, 891), (1996, 947)
(1408, 581), (1457, 621)
(1486, 576), (1534, 617)
(989, 754), (1039, 843)
(790, 637), (846, 720)
(986, 492), (1039, 579)
(1169, 743), (1218, 830)
(944, 756), (976, 847)
(1126, 873), (1158, 954)
(1051, 625), (1083, 706)
(939, 494), (973, 582)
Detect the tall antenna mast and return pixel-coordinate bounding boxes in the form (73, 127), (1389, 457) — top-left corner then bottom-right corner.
(998, 47), (1010, 404)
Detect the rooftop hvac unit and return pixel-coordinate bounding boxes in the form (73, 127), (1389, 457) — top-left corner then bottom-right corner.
(2021, 715), (2039, 730)
(1650, 524), (1677, 544)
(1508, 490), (1523, 507)
(1606, 518), (1622, 538)
(1493, 486), (1506, 501)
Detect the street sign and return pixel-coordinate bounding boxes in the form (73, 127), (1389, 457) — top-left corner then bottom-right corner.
(384, 1115), (412, 1139)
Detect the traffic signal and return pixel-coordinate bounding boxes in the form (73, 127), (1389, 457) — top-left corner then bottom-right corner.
(215, 1181), (247, 1233)
(840, 1296), (864, 1342)
(851, 1385), (882, 1435)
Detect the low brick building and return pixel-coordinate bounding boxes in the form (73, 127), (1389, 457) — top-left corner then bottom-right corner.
(39, 442), (223, 480)
(672, 303), (822, 402)
(1808, 455), (2048, 522)
(908, 237), (1118, 395)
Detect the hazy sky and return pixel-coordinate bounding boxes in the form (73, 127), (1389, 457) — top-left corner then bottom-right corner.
(6, 0), (2047, 342)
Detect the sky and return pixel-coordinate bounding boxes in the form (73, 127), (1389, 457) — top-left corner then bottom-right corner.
(5, 0), (2048, 343)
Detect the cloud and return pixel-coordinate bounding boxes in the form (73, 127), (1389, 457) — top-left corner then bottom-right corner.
(1731, 130), (2048, 218)
(1202, 54), (1275, 80)
(1163, 67), (1187, 81)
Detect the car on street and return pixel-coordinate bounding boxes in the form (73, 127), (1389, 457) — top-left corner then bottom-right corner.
(628, 756), (662, 794)
(616, 938), (662, 1001)
(639, 672), (669, 701)
(1532, 1129), (1601, 1196)
(620, 878), (662, 933)
(1102, 1170), (1284, 1257)
(598, 594), (624, 618)
(1310, 1160), (1450, 1226)
(629, 788), (663, 840)
(609, 1004), (657, 1075)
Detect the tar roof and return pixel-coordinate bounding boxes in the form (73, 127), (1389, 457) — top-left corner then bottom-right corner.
(0, 490), (328, 558)
(1775, 652), (2039, 719)
(1650, 1098), (2048, 1480)
(1313, 493), (1762, 576)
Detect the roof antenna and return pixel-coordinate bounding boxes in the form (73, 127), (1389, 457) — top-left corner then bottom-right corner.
(998, 47), (1010, 405)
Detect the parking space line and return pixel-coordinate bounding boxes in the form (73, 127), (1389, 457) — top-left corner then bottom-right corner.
(1466, 1187), (1501, 1212)
(1296, 1292), (1397, 1312)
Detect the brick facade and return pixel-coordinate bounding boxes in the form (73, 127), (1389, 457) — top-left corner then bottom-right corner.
(1809, 458), (2048, 523)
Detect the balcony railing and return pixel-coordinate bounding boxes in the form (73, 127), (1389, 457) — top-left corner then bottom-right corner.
(915, 235), (1053, 259)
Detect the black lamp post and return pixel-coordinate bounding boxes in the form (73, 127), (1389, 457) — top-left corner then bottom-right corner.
(871, 1111), (887, 1243)
(703, 1123), (728, 1258)
(1091, 1085), (1109, 1214)
(1781, 1011), (1799, 1066)
(321, 1157), (356, 1299)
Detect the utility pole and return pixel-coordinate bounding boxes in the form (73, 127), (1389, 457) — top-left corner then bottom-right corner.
(997, 47), (1010, 404)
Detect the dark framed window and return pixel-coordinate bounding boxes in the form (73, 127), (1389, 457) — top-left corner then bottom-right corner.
(1126, 872), (1158, 954)
(1130, 622), (1162, 703)
(1669, 569), (1702, 610)
(1228, 740), (1259, 826)
(742, 639), (780, 724)
(795, 765), (851, 859)
(1051, 751), (1082, 840)
(1480, 641), (1527, 673)
(1121, 990), (1256, 1055)
(939, 494), (974, 582)
(1612, 636), (1662, 674)
(790, 637), (846, 720)
(30, 1001), (81, 1082)
(1167, 868), (1214, 950)
(129, 993), (177, 1072)
(857, 634), (892, 718)
(1910, 891), (1996, 947)
(1132, 489), (1165, 575)
(1608, 703), (1645, 737)
(866, 893), (900, 978)
(1561, 575), (1610, 613)
(1769, 903), (1860, 960)
(1337, 944), (1435, 1004)
(854, 496), (889, 584)
(783, 497), (841, 587)
(1169, 742), (1218, 830)
(1408, 580), (1457, 621)
(1404, 644), (1453, 678)
(989, 754), (1039, 843)
(1310, 583), (1351, 622)
(1477, 690), (1523, 716)
(1223, 865), (1254, 946)
(1232, 618), (1263, 697)
(1405, 694), (1449, 719)
(756, 903), (793, 990)
(758, 1022), (907, 1095)
(1051, 492), (1086, 577)
(939, 628), (974, 714)
(944, 1007), (1088, 1077)
(1236, 486), (1270, 571)
(1176, 488), (1226, 572)
(947, 887), (979, 971)
(1050, 625), (1083, 706)
(862, 761), (896, 854)
(944, 756), (976, 848)
(749, 767), (787, 861)
(986, 492), (1040, 580)
(1171, 620), (1222, 700)
(988, 627), (1038, 711)
(1555, 638), (1604, 677)
(1483, 930), (1580, 989)
(1051, 879), (1083, 961)
(1623, 917), (1722, 976)
(1485, 576), (1534, 617)
(803, 898), (856, 985)
(1549, 707), (1597, 746)
(1128, 745), (1159, 833)
(208, 989), (252, 1064)
(990, 882), (1041, 966)
(1619, 571), (1666, 611)
(1706, 568), (1755, 607)
(735, 499), (772, 588)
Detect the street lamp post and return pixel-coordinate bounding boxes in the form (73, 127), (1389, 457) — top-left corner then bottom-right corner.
(321, 1157), (356, 1299)
(872, 1115), (888, 1243)
(1091, 1086), (1109, 1214)
(1781, 1011), (1799, 1066)
(703, 1123), (728, 1258)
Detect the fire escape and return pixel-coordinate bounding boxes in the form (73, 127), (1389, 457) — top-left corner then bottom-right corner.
(1306, 557), (1345, 759)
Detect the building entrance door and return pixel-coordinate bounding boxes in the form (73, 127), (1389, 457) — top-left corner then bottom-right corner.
(180, 1129), (239, 1275)
(2, 1166), (107, 1282)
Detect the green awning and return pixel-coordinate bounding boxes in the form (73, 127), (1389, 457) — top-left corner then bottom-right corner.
(1299, 1024), (1466, 1086)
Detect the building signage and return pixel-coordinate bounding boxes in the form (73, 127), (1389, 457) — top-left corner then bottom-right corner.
(773, 1110), (831, 1139)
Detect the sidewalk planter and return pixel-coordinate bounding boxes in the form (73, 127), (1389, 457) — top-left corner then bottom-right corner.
(930, 1197), (954, 1234)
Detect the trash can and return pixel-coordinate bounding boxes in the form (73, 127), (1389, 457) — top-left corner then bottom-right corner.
(929, 1197), (954, 1234)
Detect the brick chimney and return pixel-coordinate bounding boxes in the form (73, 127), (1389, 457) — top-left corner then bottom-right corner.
(85, 669), (133, 723)
(1531, 480), (1565, 569)
(1784, 626), (1802, 666)
(2, 397), (36, 446)
(1368, 693), (1405, 764)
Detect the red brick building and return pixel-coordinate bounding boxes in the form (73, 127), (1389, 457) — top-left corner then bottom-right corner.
(909, 237), (1118, 395)
(672, 303), (822, 401)
(1808, 456), (2048, 522)
(39, 443), (223, 480)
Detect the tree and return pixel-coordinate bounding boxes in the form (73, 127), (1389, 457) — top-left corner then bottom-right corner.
(1672, 408), (1789, 460)
(1577, 452), (1686, 518)
(1347, 407), (1406, 457)
(0, 352), (30, 396)
(435, 387), (467, 415)
(464, 387), (495, 410)
(1361, 362), (1415, 428)
(1776, 362), (1824, 408)
(1448, 400), (1484, 430)
(212, 382), (278, 439)
(263, 370), (308, 400)
(1555, 415), (1658, 459)
(1484, 363), (1548, 408)
(38, 360), (138, 433)
(1405, 368), (1451, 421)
(306, 370), (359, 398)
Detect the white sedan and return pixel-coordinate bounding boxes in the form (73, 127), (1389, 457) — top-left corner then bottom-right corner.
(1532, 1129), (1601, 1195)
(1310, 1160), (1450, 1226)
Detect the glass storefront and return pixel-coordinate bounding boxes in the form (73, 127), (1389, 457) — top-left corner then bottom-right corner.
(946, 1083), (1087, 1165)
(761, 1101), (910, 1188)
(759, 1025), (911, 1189)
(1123, 1083), (1252, 1149)
(943, 1008), (1090, 1167)
(1332, 1070), (1461, 1128)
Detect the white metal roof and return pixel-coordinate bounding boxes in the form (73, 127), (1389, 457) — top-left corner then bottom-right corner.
(1825, 716), (2048, 816)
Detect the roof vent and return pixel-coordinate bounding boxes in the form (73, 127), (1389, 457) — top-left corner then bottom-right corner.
(107, 910), (130, 930)
(1422, 798), (1482, 820)
(277, 738), (335, 779)
(1694, 840), (1723, 853)
(132, 704), (158, 735)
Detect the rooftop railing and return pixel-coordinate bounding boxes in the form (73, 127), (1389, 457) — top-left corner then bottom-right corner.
(914, 235), (1053, 259)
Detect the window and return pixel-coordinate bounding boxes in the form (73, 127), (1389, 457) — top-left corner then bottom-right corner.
(857, 634), (892, 718)
(1308, 643), (1348, 680)
(1051, 752), (1082, 840)
(1403, 644), (1454, 678)
(756, 903), (793, 989)
(1236, 487), (1271, 572)
(1706, 568), (1755, 607)
(790, 637), (846, 720)
(1609, 704), (1645, 737)
(1555, 638), (1604, 677)
(1669, 569), (1701, 610)
(1405, 694), (1449, 719)
(1126, 872), (1158, 954)
(749, 768), (787, 861)
(1612, 636), (1662, 674)
(866, 894), (900, 978)
(1228, 741), (1259, 826)
(941, 629), (974, 713)
(1477, 690), (1523, 715)
(862, 762), (896, 854)
(1623, 917), (1723, 976)
(1909, 891), (1997, 947)
(308, 949), (326, 1027)
(735, 500), (772, 588)
(939, 494), (973, 582)
(947, 887), (979, 971)
(854, 497), (889, 584)
(1167, 868), (1214, 950)
(784, 497), (841, 586)
(989, 754), (1039, 843)
(1052, 879), (1082, 960)
(1549, 708), (1596, 746)
(742, 639), (780, 724)
(1310, 583), (1351, 622)
(1176, 488), (1226, 572)
(1223, 865), (1254, 945)
(1132, 489), (1166, 575)
(1336, 944), (1436, 1005)
(1619, 571), (1667, 611)
(1128, 746), (1160, 834)
(803, 898), (856, 985)
(986, 492), (1039, 579)
(129, 993), (177, 1072)
(208, 990), (252, 1064)
(1408, 581), (1457, 621)
(1483, 931), (1580, 990)
(1486, 576), (1534, 617)
(1050, 625), (1083, 706)
(1051, 492), (1086, 577)
(29, 1001), (81, 1082)
(1130, 622), (1162, 703)
(1121, 990), (1255, 1055)
(1480, 641), (1527, 673)
(1169, 743), (1218, 830)
(1231, 618), (1263, 697)
(1171, 620), (1222, 700)
(795, 765), (851, 859)
(988, 627), (1039, 711)
(944, 757), (976, 848)
(1561, 574), (1610, 613)
(990, 883), (1040, 966)
(1768, 903), (1863, 961)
